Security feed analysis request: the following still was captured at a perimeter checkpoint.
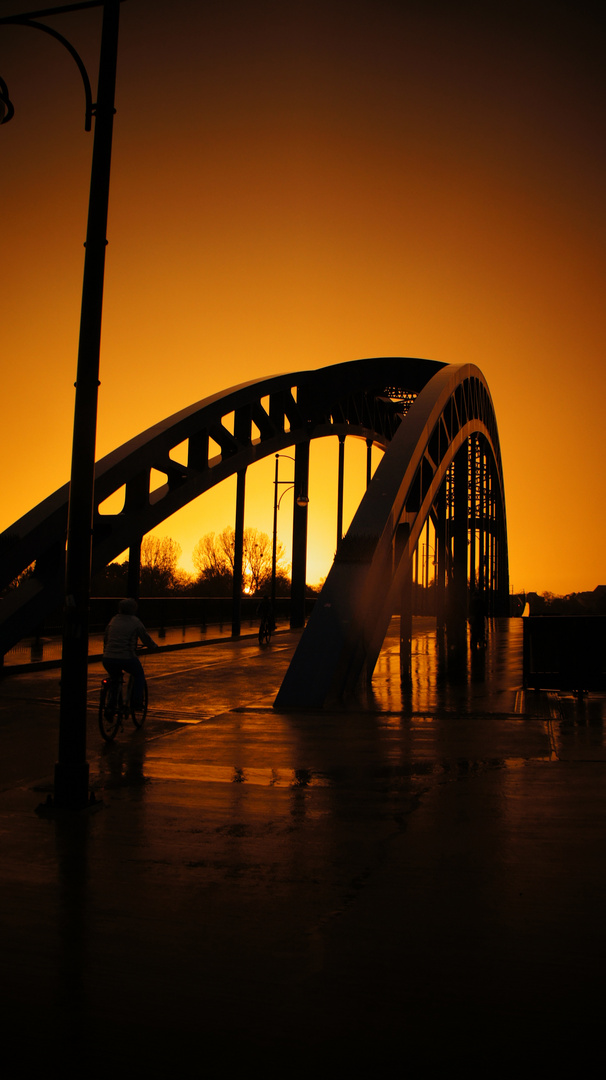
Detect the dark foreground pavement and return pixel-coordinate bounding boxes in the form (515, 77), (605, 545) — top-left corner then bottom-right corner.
(1, 618), (606, 1074)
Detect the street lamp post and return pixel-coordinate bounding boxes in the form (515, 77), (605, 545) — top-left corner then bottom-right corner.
(421, 541), (437, 616)
(1, 1), (122, 809)
(271, 454), (308, 612)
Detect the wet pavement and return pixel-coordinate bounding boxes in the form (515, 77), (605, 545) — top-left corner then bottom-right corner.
(1, 617), (606, 1073)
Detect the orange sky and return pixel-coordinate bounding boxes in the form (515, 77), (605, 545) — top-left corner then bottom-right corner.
(2, 0), (605, 593)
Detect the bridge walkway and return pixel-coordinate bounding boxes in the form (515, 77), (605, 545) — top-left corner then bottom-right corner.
(1, 618), (605, 1071)
(0, 617), (262, 673)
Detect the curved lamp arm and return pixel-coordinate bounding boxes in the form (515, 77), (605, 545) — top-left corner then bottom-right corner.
(0, 2), (109, 131)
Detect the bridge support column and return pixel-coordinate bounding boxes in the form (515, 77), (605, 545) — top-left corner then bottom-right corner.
(397, 524), (413, 687)
(469, 435), (477, 595)
(366, 438), (373, 488)
(290, 441), (309, 628)
(435, 482), (447, 631)
(479, 443), (487, 605)
(127, 538), (141, 600)
(485, 460), (495, 615)
(337, 435), (345, 547)
(448, 442), (469, 651)
(232, 469), (246, 637)
(496, 512), (509, 615)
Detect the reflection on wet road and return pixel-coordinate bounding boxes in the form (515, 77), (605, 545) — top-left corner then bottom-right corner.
(372, 616), (524, 715)
(3, 617), (606, 1068)
(88, 616), (606, 797)
(2, 618), (606, 795)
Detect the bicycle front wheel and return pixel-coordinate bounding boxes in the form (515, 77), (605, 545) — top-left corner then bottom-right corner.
(130, 676), (148, 729)
(99, 680), (120, 742)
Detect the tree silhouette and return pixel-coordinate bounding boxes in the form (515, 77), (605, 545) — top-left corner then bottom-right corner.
(192, 531), (228, 577)
(140, 535), (182, 595)
(193, 526), (287, 595)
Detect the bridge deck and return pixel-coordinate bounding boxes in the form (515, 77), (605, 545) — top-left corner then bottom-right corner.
(1, 618), (605, 1070)
(1, 618), (262, 672)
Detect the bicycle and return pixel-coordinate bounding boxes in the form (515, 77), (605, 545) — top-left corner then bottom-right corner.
(98, 669), (148, 742)
(258, 615), (272, 647)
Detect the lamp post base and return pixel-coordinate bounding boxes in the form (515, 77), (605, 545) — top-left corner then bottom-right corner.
(52, 760), (91, 811)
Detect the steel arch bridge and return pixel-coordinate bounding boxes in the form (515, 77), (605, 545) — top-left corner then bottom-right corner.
(0, 357), (508, 701)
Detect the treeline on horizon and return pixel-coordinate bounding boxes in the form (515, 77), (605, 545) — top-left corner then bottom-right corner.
(92, 552), (606, 612)
(4, 530), (604, 610)
(90, 528), (317, 599)
(512, 588), (606, 616)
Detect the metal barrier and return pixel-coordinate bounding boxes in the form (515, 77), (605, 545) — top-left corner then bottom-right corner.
(522, 615), (606, 691)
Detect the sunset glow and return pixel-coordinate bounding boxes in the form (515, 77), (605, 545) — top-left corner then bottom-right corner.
(2, 1), (604, 593)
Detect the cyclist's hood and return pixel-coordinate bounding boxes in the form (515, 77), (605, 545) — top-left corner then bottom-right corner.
(118, 598), (138, 615)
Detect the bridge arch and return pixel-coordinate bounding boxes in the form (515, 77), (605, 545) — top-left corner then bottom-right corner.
(0, 357), (443, 656)
(275, 362), (508, 707)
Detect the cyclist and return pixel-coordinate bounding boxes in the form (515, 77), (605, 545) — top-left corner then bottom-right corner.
(102, 598), (158, 708)
(256, 594), (274, 640)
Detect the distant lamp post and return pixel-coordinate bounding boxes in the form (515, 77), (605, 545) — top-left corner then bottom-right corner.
(1, 1), (122, 810)
(271, 453), (309, 611)
(421, 542), (437, 586)
(421, 541), (437, 615)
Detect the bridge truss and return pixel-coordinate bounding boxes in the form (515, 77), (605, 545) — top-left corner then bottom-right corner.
(275, 361), (508, 705)
(0, 357), (508, 701)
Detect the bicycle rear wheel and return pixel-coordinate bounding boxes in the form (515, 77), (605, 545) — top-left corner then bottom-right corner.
(99, 679), (121, 742)
(130, 676), (148, 729)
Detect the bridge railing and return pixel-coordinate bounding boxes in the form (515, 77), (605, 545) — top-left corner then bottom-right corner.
(1, 596), (317, 669)
(522, 614), (606, 692)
